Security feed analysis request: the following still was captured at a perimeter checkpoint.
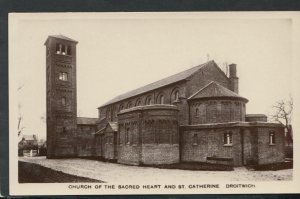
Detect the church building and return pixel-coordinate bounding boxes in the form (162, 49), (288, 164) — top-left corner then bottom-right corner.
(45, 35), (285, 166)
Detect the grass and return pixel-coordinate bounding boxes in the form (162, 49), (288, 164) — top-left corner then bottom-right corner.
(19, 161), (104, 183)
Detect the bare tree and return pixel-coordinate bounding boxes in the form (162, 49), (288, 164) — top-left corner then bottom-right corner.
(270, 96), (293, 145)
(17, 84), (25, 137)
(18, 102), (25, 137)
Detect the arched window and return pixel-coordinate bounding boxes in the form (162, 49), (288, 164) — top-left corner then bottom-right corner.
(195, 108), (199, 117)
(127, 102), (132, 109)
(61, 97), (66, 106)
(269, 132), (276, 145)
(224, 132), (232, 145)
(171, 88), (180, 103)
(135, 99), (142, 106)
(56, 43), (62, 54)
(175, 90), (179, 101)
(158, 95), (164, 104)
(145, 96), (152, 105)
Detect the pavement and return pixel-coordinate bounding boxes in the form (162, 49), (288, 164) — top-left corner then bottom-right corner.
(19, 156), (292, 183)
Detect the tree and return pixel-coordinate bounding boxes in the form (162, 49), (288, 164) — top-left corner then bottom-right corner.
(17, 84), (25, 136)
(17, 102), (25, 137)
(270, 96), (293, 145)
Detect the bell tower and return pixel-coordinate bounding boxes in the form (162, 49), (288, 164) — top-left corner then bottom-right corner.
(45, 35), (78, 158)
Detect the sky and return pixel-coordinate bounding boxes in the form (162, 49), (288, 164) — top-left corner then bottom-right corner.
(9, 13), (294, 140)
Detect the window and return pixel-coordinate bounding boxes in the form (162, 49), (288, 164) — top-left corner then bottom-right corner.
(171, 89), (180, 103)
(127, 102), (132, 109)
(192, 134), (198, 145)
(136, 99), (141, 106)
(125, 127), (130, 144)
(119, 104), (124, 111)
(174, 91), (179, 101)
(224, 132), (232, 145)
(61, 45), (66, 55)
(56, 43), (62, 54)
(56, 43), (71, 56)
(67, 46), (71, 55)
(195, 108), (199, 117)
(145, 96), (152, 105)
(158, 95), (164, 104)
(59, 72), (68, 81)
(269, 132), (276, 145)
(61, 97), (66, 106)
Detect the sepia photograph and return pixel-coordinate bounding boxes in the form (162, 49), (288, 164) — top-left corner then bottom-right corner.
(8, 12), (300, 195)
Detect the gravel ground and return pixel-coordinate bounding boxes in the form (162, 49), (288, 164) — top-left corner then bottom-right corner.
(19, 157), (292, 183)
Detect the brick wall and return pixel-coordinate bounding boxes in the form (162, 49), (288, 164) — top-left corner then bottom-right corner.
(256, 126), (285, 165)
(46, 36), (78, 158)
(180, 127), (243, 166)
(77, 124), (96, 157)
(117, 145), (141, 165)
(141, 144), (179, 164)
(189, 99), (246, 125)
(242, 128), (258, 165)
(186, 62), (230, 97)
(117, 105), (179, 165)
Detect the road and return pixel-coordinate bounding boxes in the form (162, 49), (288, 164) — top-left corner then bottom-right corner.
(19, 157), (292, 183)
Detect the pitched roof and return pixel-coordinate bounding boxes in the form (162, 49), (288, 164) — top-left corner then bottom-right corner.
(77, 117), (98, 125)
(99, 60), (216, 107)
(188, 81), (248, 102)
(95, 122), (118, 135)
(44, 34), (78, 44)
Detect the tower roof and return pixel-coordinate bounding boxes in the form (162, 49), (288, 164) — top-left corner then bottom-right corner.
(99, 60), (219, 107)
(44, 34), (78, 45)
(188, 81), (248, 102)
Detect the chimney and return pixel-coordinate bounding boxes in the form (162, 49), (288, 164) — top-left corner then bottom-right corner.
(229, 63), (239, 94)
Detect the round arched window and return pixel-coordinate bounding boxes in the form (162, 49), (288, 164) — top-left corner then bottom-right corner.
(145, 96), (152, 105)
(159, 95), (164, 104)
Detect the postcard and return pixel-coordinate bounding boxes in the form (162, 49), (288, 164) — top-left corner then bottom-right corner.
(9, 12), (300, 195)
